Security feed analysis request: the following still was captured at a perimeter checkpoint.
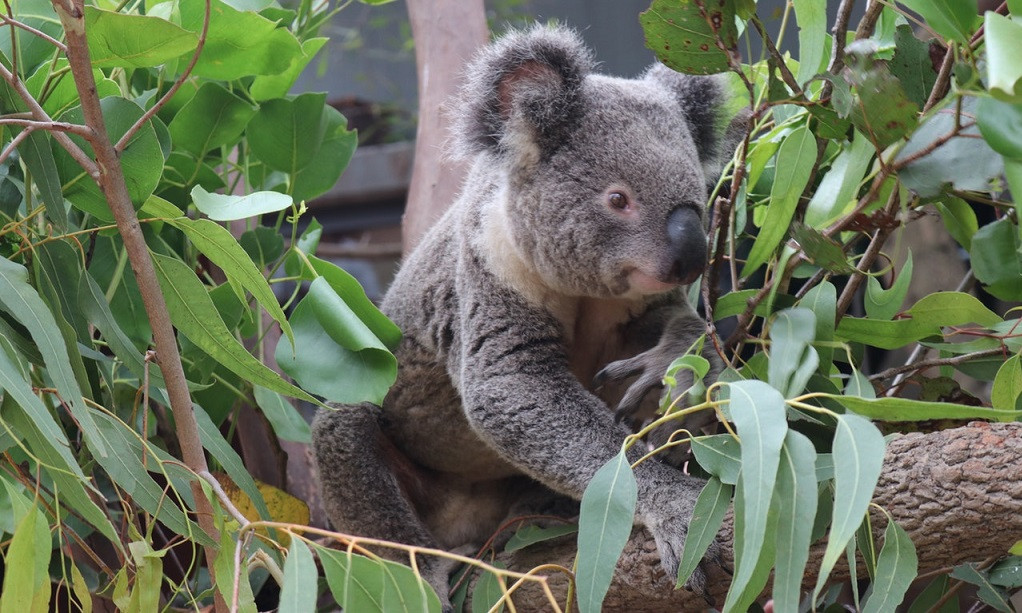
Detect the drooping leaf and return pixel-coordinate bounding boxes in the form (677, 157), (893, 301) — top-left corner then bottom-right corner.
(991, 354), (1022, 411)
(800, 282), (837, 376)
(150, 252), (318, 403)
(168, 82), (255, 156)
(0, 504), (51, 612)
(279, 538), (318, 613)
(212, 525), (257, 613)
(976, 97), (1022, 159)
(907, 575), (957, 613)
(677, 477), (732, 587)
(319, 547), (443, 613)
(934, 197), (978, 251)
(253, 385), (312, 443)
(744, 124), (816, 275)
(836, 393), (1019, 421)
(85, 7), (197, 68)
(888, 25), (937, 108)
(190, 185), (293, 221)
(640, 0), (739, 75)
(471, 563), (508, 613)
(793, 0), (826, 83)
(274, 276), (396, 405)
(291, 105), (359, 202)
(768, 308), (819, 397)
(192, 405), (270, 520)
(985, 11), (1022, 102)
(504, 523), (578, 552)
(690, 434), (741, 484)
(950, 563), (1013, 612)
(814, 413), (885, 598)
(726, 380), (787, 604)
(865, 252), (913, 320)
(772, 431), (818, 613)
(970, 218), (1022, 301)
(126, 541), (164, 613)
(843, 48), (919, 148)
(0, 258), (106, 456)
(166, 217), (293, 345)
(898, 0), (978, 44)
(301, 256), (401, 349)
(724, 472), (779, 613)
(804, 131), (873, 227)
(576, 449), (637, 613)
(247, 93), (327, 176)
(791, 224), (857, 274)
(861, 519), (918, 613)
(898, 97), (1003, 198)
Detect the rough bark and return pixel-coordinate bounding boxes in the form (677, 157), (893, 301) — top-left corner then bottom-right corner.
(403, 0), (488, 252)
(494, 422), (1022, 611)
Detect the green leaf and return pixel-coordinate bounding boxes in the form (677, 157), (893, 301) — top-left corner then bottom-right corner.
(303, 256), (401, 349)
(814, 413), (885, 598)
(247, 93), (327, 176)
(179, 0), (304, 80)
(0, 258), (106, 456)
(676, 477), (732, 588)
(889, 25), (937, 108)
(772, 431), (818, 613)
(861, 520), (918, 613)
(291, 105), (358, 202)
(275, 276), (396, 405)
(168, 82), (255, 156)
(319, 547), (442, 613)
(253, 385), (312, 443)
(897, 97), (1003, 198)
(190, 185), (293, 221)
(804, 131), (873, 226)
(950, 563), (1013, 612)
(239, 226), (285, 269)
(126, 541), (163, 613)
(985, 11), (1022, 102)
(898, 0), (978, 44)
(791, 224), (857, 274)
(150, 252), (318, 404)
(85, 7), (197, 68)
(836, 291), (1002, 350)
(714, 290), (796, 321)
(768, 308), (819, 397)
(724, 472), (779, 613)
(743, 124), (815, 275)
(793, 0), (826, 83)
(934, 197), (978, 251)
(250, 37), (328, 102)
(977, 97), (1022, 159)
(0, 504), (50, 613)
(992, 354), (1022, 411)
(471, 563), (507, 613)
(279, 538), (317, 613)
(907, 575), (957, 613)
(845, 369), (877, 399)
(166, 217), (293, 345)
(866, 252), (913, 320)
(843, 51), (919, 148)
(800, 282), (837, 376)
(833, 390), (1022, 421)
(639, 0), (739, 75)
(970, 218), (1022, 301)
(576, 449), (637, 613)
(192, 404), (270, 520)
(726, 380), (787, 605)
(52, 98), (163, 221)
(504, 523), (578, 553)
(988, 556), (1022, 588)
(690, 434), (741, 484)
(212, 525), (257, 613)
(70, 564), (93, 613)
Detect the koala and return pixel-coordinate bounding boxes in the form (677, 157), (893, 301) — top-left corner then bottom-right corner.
(312, 25), (732, 610)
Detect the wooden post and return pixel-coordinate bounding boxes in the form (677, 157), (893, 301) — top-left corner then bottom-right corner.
(403, 0), (488, 252)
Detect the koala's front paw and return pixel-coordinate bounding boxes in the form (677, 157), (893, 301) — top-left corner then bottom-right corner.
(639, 480), (729, 604)
(594, 345), (682, 426)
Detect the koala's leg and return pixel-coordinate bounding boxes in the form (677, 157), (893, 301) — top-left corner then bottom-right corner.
(311, 404), (459, 611)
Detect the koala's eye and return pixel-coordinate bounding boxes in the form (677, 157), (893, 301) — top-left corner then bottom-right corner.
(607, 191), (630, 211)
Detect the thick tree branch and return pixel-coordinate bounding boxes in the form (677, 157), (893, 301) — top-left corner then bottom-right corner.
(494, 423), (1022, 612)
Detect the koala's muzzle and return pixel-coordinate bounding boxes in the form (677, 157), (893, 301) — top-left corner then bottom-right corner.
(666, 207), (708, 285)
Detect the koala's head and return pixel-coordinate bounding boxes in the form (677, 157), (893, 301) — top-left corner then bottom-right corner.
(454, 25), (730, 300)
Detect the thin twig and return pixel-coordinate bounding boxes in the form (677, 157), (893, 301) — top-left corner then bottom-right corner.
(870, 347), (1004, 383)
(924, 44), (956, 112)
(0, 125), (32, 164)
(0, 116), (90, 135)
(0, 14), (67, 51)
(827, 0), (858, 77)
(114, 0), (210, 152)
(834, 188), (901, 320)
(750, 16), (801, 94)
(198, 470), (250, 526)
(853, 0), (886, 40)
(892, 120), (975, 170)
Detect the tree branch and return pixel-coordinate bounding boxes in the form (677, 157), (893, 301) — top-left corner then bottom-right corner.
(50, 1), (223, 609)
(492, 422), (1022, 612)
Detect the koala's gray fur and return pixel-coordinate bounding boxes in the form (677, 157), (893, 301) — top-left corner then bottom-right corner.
(312, 25), (732, 610)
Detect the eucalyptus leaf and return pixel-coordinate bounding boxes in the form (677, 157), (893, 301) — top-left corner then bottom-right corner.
(279, 539), (317, 613)
(865, 252), (913, 320)
(247, 93), (328, 176)
(985, 11), (1022, 102)
(190, 185), (293, 221)
(970, 219), (1022, 301)
(640, 0), (738, 75)
(85, 7), (197, 68)
(690, 434), (741, 484)
(677, 477), (732, 588)
(168, 82), (255, 156)
(319, 547), (442, 613)
(861, 520), (918, 613)
(898, 0), (978, 44)
(772, 431), (818, 613)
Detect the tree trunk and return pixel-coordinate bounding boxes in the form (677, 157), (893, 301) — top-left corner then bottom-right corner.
(403, 0), (488, 252)
(492, 422), (1022, 611)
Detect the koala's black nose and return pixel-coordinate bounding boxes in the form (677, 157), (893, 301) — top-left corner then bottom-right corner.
(666, 207), (707, 285)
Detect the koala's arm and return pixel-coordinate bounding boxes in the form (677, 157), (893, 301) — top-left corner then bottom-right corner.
(452, 264), (710, 577)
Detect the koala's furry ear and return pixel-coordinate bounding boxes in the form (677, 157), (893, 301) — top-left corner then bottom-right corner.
(643, 64), (725, 162)
(452, 25), (595, 159)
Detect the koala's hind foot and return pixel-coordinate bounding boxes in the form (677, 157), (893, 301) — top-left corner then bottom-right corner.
(311, 404), (458, 611)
